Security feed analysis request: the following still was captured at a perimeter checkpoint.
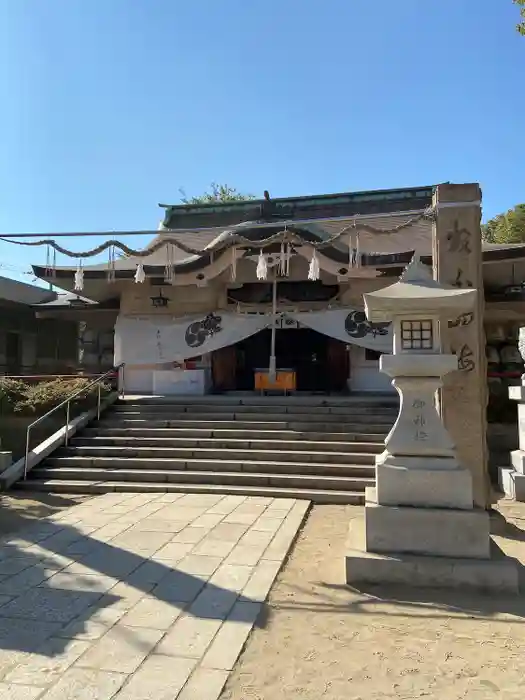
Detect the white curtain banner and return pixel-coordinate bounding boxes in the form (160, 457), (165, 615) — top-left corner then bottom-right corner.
(115, 312), (271, 367)
(288, 309), (393, 353)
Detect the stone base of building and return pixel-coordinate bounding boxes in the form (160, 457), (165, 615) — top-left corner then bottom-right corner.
(345, 515), (519, 593)
(499, 467), (525, 502)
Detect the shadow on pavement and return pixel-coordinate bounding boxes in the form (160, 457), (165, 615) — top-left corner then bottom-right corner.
(0, 496), (266, 659)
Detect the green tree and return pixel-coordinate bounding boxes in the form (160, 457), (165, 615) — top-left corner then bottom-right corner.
(482, 204), (525, 244)
(515, 0), (525, 34)
(179, 182), (255, 204)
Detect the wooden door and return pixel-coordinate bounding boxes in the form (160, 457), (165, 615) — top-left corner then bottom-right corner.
(326, 339), (350, 392)
(211, 346), (237, 392)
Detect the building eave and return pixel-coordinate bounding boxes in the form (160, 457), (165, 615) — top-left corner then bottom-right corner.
(160, 185), (435, 229)
(0, 275), (57, 306)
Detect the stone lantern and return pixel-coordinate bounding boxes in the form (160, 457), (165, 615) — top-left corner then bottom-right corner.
(345, 257), (517, 591)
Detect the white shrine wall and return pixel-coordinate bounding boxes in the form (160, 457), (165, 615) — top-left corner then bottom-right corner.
(348, 346), (395, 393)
(115, 278), (392, 395)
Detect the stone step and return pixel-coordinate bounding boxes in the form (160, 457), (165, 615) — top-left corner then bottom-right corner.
(15, 479), (366, 504)
(107, 410), (395, 424)
(96, 419), (391, 433)
(57, 445), (377, 464)
(70, 436), (383, 453)
(43, 456), (375, 476)
(81, 427), (387, 443)
(16, 395), (394, 500)
(112, 403), (398, 416)
(118, 395), (397, 407)
(28, 466), (374, 491)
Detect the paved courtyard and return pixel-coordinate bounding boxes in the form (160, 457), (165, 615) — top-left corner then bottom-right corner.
(0, 492), (309, 699)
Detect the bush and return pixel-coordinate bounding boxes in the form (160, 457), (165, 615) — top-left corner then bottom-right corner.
(0, 378), (27, 402)
(0, 377), (111, 415)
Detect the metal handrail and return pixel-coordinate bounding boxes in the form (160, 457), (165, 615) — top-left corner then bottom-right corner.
(23, 363), (125, 480)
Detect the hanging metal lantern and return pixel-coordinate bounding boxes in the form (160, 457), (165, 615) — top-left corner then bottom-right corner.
(150, 288), (169, 308)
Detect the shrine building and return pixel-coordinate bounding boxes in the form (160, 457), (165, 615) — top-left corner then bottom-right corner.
(30, 185), (525, 401)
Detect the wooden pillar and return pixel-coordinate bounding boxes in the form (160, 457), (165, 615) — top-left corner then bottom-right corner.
(432, 183), (491, 508)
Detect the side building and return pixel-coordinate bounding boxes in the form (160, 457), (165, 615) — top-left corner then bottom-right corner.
(0, 276), (78, 376)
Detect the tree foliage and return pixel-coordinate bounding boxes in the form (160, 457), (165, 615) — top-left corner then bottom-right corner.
(179, 182), (256, 204)
(482, 204), (525, 244)
(515, 0), (525, 34)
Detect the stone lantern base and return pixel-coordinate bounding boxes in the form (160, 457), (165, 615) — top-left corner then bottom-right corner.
(345, 488), (518, 593)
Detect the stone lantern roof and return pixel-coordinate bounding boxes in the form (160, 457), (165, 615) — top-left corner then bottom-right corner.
(364, 257), (477, 321)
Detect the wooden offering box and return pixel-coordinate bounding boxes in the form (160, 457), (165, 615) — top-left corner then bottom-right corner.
(254, 368), (296, 394)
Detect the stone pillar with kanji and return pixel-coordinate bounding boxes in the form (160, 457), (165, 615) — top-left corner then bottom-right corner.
(345, 257), (517, 592)
(432, 183), (490, 508)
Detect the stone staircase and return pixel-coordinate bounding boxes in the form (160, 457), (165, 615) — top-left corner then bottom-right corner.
(18, 395), (398, 504)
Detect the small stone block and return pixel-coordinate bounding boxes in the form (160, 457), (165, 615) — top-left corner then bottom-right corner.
(511, 450), (525, 476)
(76, 626), (163, 674)
(177, 668), (229, 700)
(4, 637), (90, 686)
(152, 569), (207, 603)
(118, 597), (183, 629)
(0, 588), (102, 623)
(499, 467), (525, 502)
(0, 684), (44, 700)
(242, 560), (282, 603)
(509, 384), (525, 402)
(113, 655), (197, 700)
(346, 516), (518, 593)
(376, 464), (473, 509)
(202, 601), (261, 670)
(365, 490), (491, 559)
(156, 616), (222, 658)
(33, 667), (127, 700)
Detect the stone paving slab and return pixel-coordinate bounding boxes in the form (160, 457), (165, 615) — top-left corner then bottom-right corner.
(0, 493), (309, 699)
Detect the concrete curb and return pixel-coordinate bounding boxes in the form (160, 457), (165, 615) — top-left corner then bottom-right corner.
(0, 391), (120, 491)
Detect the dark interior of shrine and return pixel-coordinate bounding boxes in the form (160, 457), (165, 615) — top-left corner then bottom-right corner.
(234, 328), (348, 392)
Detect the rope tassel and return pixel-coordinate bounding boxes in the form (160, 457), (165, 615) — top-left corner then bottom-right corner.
(308, 249), (320, 281)
(134, 261), (146, 283)
(107, 245), (116, 283)
(45, 244), (51, 278)
(230, 246), (237, 281)
(74, 261), (84, 292)
(285, 243), (291, 276)
(164, 244), (174, 284)
(256, 250), (268, 280)
(279, 242), (286, 276)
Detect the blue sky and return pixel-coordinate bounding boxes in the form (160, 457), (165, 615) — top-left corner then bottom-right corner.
(0, 0), (523, 284)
